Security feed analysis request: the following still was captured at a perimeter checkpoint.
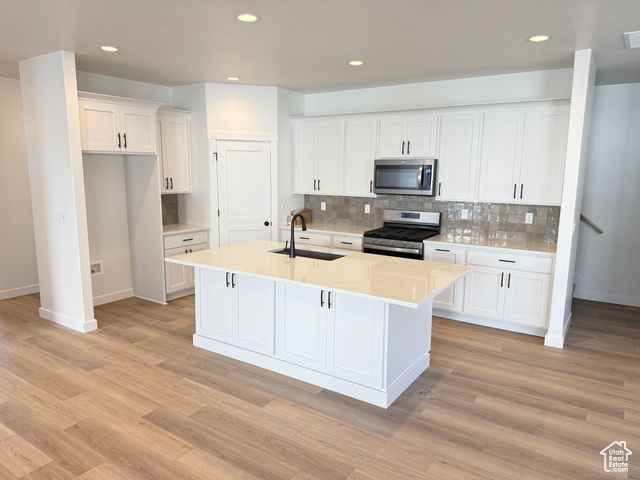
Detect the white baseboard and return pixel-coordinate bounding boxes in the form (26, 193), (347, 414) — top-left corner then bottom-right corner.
(433, 308), (547, 337)
(93, 288), (133, 306)
(133, 294), (167, 306)
(574, 290), (640, 308)
(39, 307), (97, 333)
(544, 313), (572, 349)
(0, 283), (39, 300)
(166, 287), (194, 302)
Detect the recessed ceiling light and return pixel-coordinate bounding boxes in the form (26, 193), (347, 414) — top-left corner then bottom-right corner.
(100, 45), (119, 52)
(237, 13), (260, 22)
(348, 60), (364, 66)
(226, 76), (240, 81)
(528, 35), (550, 42)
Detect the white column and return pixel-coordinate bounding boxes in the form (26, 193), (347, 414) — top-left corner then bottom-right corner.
(545, 50), (597, 348)
(19, 51), (96, 332)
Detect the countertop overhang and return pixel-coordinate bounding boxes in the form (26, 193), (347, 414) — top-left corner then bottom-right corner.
(166, 240), (469, 308)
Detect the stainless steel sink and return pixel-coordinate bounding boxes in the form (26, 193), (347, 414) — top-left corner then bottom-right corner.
(270, 247), (348, 261)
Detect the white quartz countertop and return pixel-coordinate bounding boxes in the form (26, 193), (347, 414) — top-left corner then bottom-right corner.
(166, 240), (469, 308)
(279, 222), (367, 235)
(425, 234), (557, 255)
(163, 224), (209, 236)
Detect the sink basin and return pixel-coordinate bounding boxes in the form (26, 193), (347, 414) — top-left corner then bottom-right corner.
(270, 247), (348, 261)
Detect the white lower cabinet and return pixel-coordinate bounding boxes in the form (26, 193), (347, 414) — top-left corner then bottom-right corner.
(463, 266), (506, 319)
(503, 270), (550, 327)
(197, 269), (275, 355)
(424, 245), (465, 312)
(164, 231), (208, 295)
(276, 283), (385, 388)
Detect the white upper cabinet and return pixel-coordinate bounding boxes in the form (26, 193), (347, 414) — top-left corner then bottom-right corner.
(344, 118), (377, 196)
(437, 112), (481, 201)
(378, 114), (438, 158)
(520, 106), (570, 205)
(293, 119), (344, 195)
(478, 110), (525, 202)
(158, 108), (191, 194)
(78, 92), (160, 154)
(478, 106), (569, 205)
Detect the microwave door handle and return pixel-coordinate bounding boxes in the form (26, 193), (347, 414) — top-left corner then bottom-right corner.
(417, 165), (424, 189)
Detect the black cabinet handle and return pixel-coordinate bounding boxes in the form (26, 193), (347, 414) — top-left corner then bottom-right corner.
(318, 179), (320, 191)
(407, 141), (410, 155)
(402, 141), (405, 155)
(299, 236), (310, 240)
(231, 273), (236, 288)
(507, 273), (511, 288)
(438, 182), (442, 196)
(264, 221), (270, 226)
(499, 259), (516, 263)
(370, 180), (373, 193)
(328, 291), (332, 309)
(314, 179), (317, 191)
(341, 241), (352, 245)
(320, 290), (325, 307)
(189, 248), (192, 253)
(123, 133), (127, 149)
(500, 272), (504, 287)
(170, 177), (173, 190)
(165, 178), (169, 190)
(435, 248), (450, 252)
(117, 133), (121, 148)
(185, 249), (188, 254)
(226, 272), (230, 287)
(513, 184), (517, 199)
(183, 238), (194, 242)
(520, 184), (524, 199)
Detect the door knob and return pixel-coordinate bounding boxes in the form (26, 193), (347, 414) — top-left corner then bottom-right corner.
(264, 221), (270, 226)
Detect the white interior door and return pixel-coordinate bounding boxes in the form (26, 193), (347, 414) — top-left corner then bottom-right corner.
(217, 141), (272, 246)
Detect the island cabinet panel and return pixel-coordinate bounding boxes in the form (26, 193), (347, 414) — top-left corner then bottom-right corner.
(196, 269), (275, 353)
(276, 283), (327, 371)
(327, 294), (385, 389)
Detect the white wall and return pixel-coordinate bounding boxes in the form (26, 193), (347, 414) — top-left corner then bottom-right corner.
(546, 50), (597, 348)
(206, 84), (278, 135)
(83, 155), (133, 305)
(0, 77), (39, 299)
(305, 69), (573, 115)
(574, 83), (640, 307)
(277, 88), (305, 225)
(76, 71), (173, 105)
(19, 51), (96, 332)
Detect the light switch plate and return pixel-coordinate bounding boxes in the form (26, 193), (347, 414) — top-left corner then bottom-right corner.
(321, 202), (326, 211)
(364, 204), (370, 214)
(525, 213), (534, 224)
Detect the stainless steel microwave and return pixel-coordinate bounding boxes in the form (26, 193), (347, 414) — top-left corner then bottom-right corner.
(373, 158), (437, 196)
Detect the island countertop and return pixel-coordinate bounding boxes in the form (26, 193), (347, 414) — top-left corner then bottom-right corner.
(166, 240), (469, 308)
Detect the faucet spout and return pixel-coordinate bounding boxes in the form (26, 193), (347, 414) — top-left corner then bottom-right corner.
(289, 210), (307, 258)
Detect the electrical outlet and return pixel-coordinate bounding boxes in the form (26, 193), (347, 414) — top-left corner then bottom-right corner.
(461, 209), (469, 220)
(364, 204), (371, 214)
(525, 212), (534, 224)
(321, 202), (326, 211)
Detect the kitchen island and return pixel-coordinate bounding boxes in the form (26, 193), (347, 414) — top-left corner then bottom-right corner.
(166, 240), (469, 407)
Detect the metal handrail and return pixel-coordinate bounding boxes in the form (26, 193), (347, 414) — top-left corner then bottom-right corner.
(580, 214), (603, 234)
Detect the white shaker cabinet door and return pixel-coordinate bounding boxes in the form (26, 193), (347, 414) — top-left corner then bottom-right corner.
(294, 121), (318, 194)
(326, 293), (385, 389)
(120, 105), (157, 154)
(165, 246), (192, 294)
(503, 270), (550, 327)
(197, 269), (234, 343)
(463, 266), (505, 320)
(437, 112), (481, 201)
(406, 114), (438, 158)
(162, 113), (191, 193)
(232, 274), (276, 356)
(378, 116), (407, 158)
(277, 283), (327, 371)
(520, 106), (570, 205)
(317, 121), (345, 195)
(79, 100), (122, 152)
(345, 118), (377, 196)
(478, 110), (525, 203)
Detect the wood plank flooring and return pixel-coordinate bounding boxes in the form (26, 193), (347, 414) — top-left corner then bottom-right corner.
(0, 294), (638, 479)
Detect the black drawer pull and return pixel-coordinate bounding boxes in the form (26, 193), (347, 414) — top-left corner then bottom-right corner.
(226, 272), (230, 287)
(341, 241), (353, 245)
(507, 273), (511, 288)
(500, 272), (504, 287)
(299, 236), (310, 240)
(499, 259), (516, 263)
(435, 248), (450, 252)
(183, 238), (194, 242)
(320, 290), (325, 307)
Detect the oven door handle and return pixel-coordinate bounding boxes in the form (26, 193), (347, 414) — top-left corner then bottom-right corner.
(417, 165), (424, 189)
(364, 244), (423, 256)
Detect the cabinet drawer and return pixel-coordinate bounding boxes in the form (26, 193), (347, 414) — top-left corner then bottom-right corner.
(164, 231), (208, 249)
(294, 231), (332, 247)
(466, 249), (552, 274)
(332, 235), (363, 251)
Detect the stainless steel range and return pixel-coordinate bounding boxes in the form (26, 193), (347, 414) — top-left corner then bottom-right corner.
(363, 210), (440, 260)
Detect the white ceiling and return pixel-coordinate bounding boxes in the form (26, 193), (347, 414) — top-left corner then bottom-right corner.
(1, 0), (639, 93)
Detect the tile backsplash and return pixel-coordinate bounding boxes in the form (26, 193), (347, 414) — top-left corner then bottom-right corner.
(304, 195), (560, 244)
(161, 194), (179, 225)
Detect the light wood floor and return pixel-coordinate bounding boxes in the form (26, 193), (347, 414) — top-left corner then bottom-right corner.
(0, 294), (637, 479)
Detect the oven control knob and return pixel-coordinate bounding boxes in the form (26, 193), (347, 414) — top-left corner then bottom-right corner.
(403, 242), (407, 247)
(389, 241), (394, 246)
